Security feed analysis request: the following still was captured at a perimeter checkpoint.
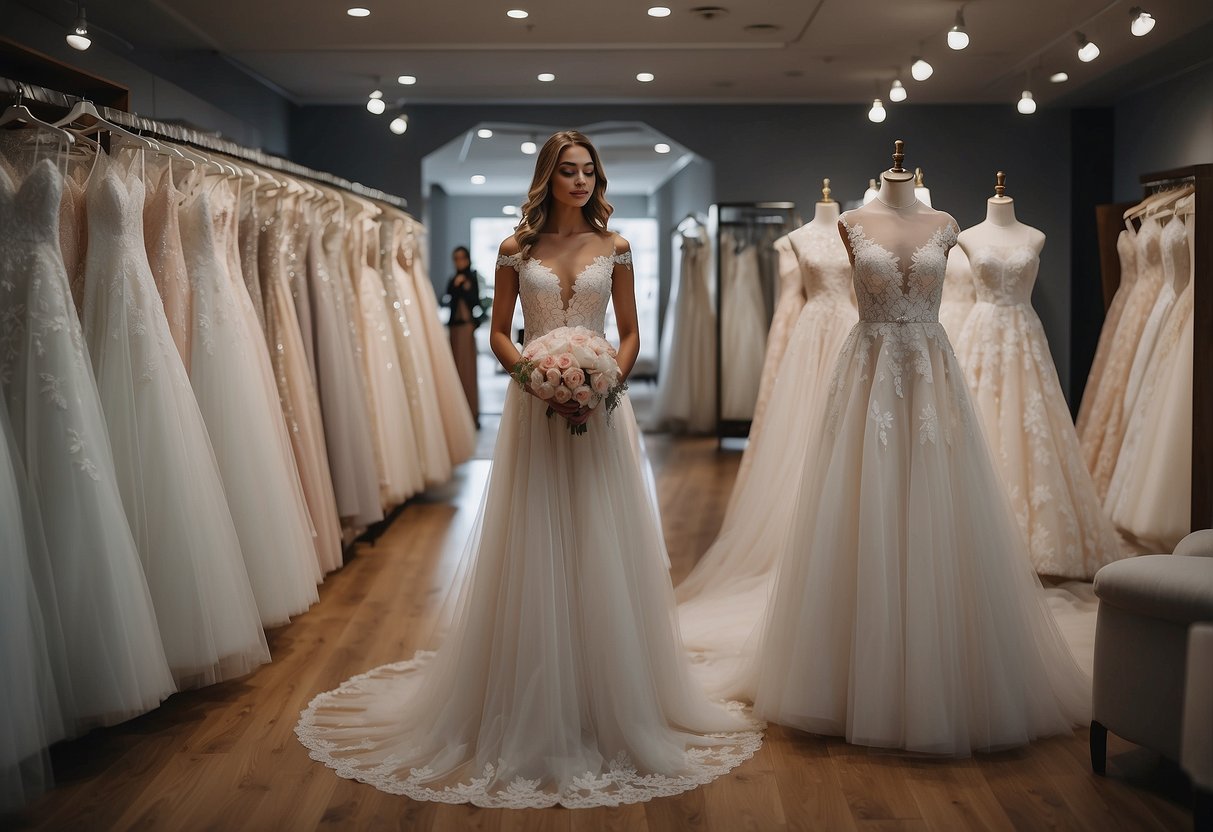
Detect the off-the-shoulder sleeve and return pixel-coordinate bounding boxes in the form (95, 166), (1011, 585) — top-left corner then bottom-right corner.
(611, 248), (633, 270)
(496, 252), (523, 271)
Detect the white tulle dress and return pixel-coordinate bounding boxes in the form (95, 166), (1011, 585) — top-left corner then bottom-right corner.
(295, 239), (762, 809)
(746, 212), (1090, 755)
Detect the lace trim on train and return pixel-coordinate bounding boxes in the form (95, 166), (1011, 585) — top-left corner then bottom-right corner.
(295, 652), (765, 810)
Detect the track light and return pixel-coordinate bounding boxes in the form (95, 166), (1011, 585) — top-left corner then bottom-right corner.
(889, 79), (907, 102)
(1017, 90), (1036, 115)
(1076, 32), (1100, 62)
(1130, 7), (1155, 37)
(868, 98), (887, 123)
(66, 4), (91, 50)
(366, 90), (386, 114)
(911, 56), (933, 81)
(947, 9), (969, 50)
(389, 114), (408, 134)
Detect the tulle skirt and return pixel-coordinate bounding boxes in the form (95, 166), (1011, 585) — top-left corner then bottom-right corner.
(747, 321), (1090, 756)
(296, 385), (761, 808)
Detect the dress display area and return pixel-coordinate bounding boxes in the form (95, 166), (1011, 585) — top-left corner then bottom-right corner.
(720, 233), (767, 420)
(954, 227), (1123, 579)
(295, 239), (761, 809)
(745, 203), (1089, 755)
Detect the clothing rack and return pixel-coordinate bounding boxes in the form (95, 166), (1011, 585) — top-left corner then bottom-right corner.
(0, 74), (408, 209)
(1139, 164), (1212, 535)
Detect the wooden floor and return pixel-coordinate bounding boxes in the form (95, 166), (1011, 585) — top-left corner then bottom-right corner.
(8, 435), (1193, 831)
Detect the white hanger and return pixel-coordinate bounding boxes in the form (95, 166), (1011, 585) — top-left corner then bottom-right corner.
(52, 98), (160, 152)
(0, 86), (76, 144)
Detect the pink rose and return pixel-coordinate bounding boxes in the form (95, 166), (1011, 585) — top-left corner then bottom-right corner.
(563, 367), (585, 388)
(530, 368), (544, 386)
(536, 382), (555, 400)
(522, 343), (540, 360)
(545, 367), (562, 385)
(540, 355), (558, 370)
(552, 385), (572, 404)
(572, 385), (593, 405)
(569, 332), (590, 347)
(555, 353), (574, 371)
(591, 372), (611, 395)
(571, 344), (597, 366)
(586, 395), (600, 410)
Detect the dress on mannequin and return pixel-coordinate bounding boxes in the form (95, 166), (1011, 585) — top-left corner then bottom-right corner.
(747, 233), (805, 439)
(938, 246), (975, 342)
(954, 196), (1123, 579)
(295, 238), (762, 809)
(739, 167), (1089, 754)
(81, 147), (269, 688)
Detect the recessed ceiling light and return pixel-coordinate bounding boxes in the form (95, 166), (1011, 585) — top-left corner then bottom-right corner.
(654, 142), (671, 153)
(470, 174), (487, 185)
(397, 75), (416, 85)
(502, 205), (518, 215)
(744, 23), (780, 32)
(648, 6), (671, 16)
(1050, 71), (1069, 83)
(521, 140), (537, 154)
(477, 128), (493, 138)
(636, 72), (655, 83)
(347, 7), (370, 17)
(507, 9), (528, 19)
(537, 72), (555, 82)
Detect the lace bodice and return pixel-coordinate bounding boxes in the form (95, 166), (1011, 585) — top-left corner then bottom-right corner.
(967, 244), (1039, 307)
(788, 223), (854, 307)
(497, 250), (631, 343)
(1160, 215), (1191, 293)
(839, 217), (957, 324)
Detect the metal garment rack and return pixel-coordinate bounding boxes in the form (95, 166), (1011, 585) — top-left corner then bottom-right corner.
(0, 74), (408, 209)
(1138, 164), (1212, 535)
(710, 201), (797, 442)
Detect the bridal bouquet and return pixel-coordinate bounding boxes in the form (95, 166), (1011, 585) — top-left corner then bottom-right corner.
(511, 326), (628, 435)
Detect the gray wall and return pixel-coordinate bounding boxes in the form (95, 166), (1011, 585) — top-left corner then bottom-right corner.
(1113, 58), (1213, 200)
(293, 102), (1075, 388)
(1, 1), (292, 153)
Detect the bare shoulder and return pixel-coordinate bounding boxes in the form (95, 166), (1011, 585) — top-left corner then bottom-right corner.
(498, 234), (522, 257)
(610, 231), (632, 254)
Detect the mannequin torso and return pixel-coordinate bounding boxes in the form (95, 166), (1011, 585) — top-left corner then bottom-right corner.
(957, 197), (1045, 258)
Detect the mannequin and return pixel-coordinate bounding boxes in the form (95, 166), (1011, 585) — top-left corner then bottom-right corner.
(790, 177), (841, 244)
(957, 171), (1045, 258)
(914, 167), (933, 208)
(862, 177), (879, 205)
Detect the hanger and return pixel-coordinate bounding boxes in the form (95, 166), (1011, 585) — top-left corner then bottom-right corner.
(53, 98), (160, 151)
(0, 86), (77, 144)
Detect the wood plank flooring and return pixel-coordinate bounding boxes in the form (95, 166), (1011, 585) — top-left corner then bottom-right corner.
(6, 435), (1193, 831)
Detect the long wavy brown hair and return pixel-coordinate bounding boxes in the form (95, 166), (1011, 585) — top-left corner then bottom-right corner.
(514, 130), (613, 256)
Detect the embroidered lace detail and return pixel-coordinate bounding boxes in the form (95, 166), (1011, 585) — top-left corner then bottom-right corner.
(496, 252), (523, 270)
(511, 253), (629, 344)
(294, 652), (764, 810)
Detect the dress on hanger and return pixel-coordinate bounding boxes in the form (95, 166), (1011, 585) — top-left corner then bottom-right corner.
(80, 148), (270, 688)
(1108, 208), (1194, 550)
(295, 239), (762, 809)
(954, 240), (1124, 579)
(678, 221), (856, 667)
(237, 176), (267, 334)
(747, 234), (805, 439)
(1075, 231), (1137, 443)
(721, 237), (767, 421)
(181, 177), (319, 626)
(142, 156), (192, 370)
(0, 157), (175, 731)
(938, 246), (976, 342)
(744, 213), (1089, 755)
(257, 191), (343, 575)
(1081, 217), (1165, 499)
(651, 226), (715, 433)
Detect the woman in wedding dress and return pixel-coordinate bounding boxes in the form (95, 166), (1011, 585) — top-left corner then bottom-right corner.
(295, 131), (761, 809)
(742, 170), (1089, 755)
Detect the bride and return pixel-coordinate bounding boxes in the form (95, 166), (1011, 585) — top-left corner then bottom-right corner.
(295, 131), (761, 809)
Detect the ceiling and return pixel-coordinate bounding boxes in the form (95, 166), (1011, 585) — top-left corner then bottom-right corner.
(33, 0), (1213, 108)
(422, 121), (696, 196)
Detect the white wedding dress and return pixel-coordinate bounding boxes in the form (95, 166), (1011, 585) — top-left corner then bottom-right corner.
(651, 228), (715, 433)
(745, 213), (1090, 755)
(295, 239), (761, 809)
(721, 236), (767, 421)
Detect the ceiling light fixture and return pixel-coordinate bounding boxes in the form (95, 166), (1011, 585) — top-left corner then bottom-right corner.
(366, 89), (386, 114)
(507, 9), (529, 19)
(346, 7), (370, 17)
(470, 174), (487, 185)
(397, 75), (416, 85)
(521, 139), (537, 155)
(1129, 7), (1155, 36)
(477, 128), (493, 138)
(1017, 90), (1036, 114)
(537, 72), (555, 82)
(654, 142), (671, 153)
(389, 114), (409, 134)
(636, 72), (655, 83)
(889, 79), (907, 102)
(502, 205), (518, 216)
(1050, 71), (1069, 83)
(65, 4), (91, 50)
(910, 56), (933, 81)
(648, 6), (671, 17)
(1076, 32), (1100, 62)
(868, 98), (887, 123)
(947, 9), (969, 50)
